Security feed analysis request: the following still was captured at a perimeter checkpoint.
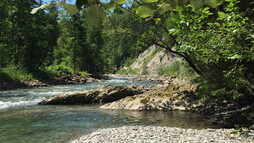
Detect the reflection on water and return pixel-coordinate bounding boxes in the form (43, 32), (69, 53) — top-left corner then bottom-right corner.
(0, 76), (217, 143)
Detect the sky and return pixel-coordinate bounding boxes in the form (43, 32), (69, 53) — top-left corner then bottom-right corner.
(42, 0), (75, 4)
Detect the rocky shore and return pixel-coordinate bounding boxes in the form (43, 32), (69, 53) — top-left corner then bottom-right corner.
(71, 126), (254, 143)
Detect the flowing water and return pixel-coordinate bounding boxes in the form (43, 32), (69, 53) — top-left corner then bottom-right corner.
(0, 76), (217, 143)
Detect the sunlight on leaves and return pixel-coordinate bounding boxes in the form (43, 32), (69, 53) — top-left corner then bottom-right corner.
(136, 6), (154, 18)
(114, 0), (126, 5)
(31, 3), (50, 14)
(142, 0), (158, 3)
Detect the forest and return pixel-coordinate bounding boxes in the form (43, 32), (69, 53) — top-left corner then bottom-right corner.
(0, 0), (254, 103)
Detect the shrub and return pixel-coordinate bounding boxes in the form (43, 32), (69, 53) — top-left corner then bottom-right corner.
(78, 71), (91, 77)
(0, 66), (34, 82)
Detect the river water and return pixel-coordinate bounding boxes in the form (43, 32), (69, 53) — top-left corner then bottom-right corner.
(0, 76), (217, 143)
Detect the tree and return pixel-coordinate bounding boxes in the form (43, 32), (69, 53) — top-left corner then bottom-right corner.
(32, 0), (254, 100)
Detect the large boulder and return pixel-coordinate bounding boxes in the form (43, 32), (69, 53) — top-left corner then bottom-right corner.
(38, 85), (143, 105)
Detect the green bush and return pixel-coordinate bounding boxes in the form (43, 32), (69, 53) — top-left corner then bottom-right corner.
(45, 63), (73, 76)
(194, 66), (254, 102)
(0, 66), (34, 82)
(78, 71), (91, 77)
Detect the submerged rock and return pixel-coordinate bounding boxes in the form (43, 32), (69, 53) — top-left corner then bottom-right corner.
(38, 85), (143, 105)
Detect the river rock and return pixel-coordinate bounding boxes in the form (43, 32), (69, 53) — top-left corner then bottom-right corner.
(38, 85), (144, 105)
(101, 80), (198, 111)
(71, 126), (254, 143)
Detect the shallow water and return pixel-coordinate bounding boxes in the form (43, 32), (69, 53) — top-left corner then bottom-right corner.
(0, 76), (217, 143)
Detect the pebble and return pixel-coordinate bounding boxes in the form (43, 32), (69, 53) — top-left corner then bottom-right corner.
(70, 126), (254, 143)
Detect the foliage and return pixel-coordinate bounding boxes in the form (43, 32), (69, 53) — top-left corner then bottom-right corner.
(116, 68), (138, 75)
(78, 71), (91, 77)
(45, 63), (74, 76)
(157, 61), (197, 78)
(0, 67), (34, 82)
(0, 0), (58, 72)
(102, 8), (148, 72)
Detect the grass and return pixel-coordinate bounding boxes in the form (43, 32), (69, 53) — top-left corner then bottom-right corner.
(140, 97), (150, 104)
(0, 66), (34, 82)
(0, 64), (92, 83)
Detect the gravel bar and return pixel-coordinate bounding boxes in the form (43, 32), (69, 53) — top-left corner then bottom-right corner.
(71, 126), (254, 143)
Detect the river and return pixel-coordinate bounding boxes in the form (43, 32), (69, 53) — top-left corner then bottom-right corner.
(0, 76), (217, 143)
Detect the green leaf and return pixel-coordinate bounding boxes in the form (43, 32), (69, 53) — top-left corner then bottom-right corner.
(62, 3), (79, 15)
(204, 0), (224, 8)
(31, 3), (50, 14)
(154, 18), (161, 25)
(214, 22), (220, 26)
(114, 0), (126, 5)
(218, 11), (226, 18)
(168, 29), (176, 34)
(31, 7), (40, 14)
(76, 0), (88, 10)
(142, 0), (158, 3)
(157, 4), (173, 14)
(41, 3), (50, 9)
(136, 6), (154, 18)
(104, 2), (116, 10)
(190, 0), (204, 10)
(88, 4), (106, 27)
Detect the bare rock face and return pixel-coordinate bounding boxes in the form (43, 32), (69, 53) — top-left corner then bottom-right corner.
(100, 80), (199, 111)
(38, 85), (143, 105)
(120, 45), (182, 76)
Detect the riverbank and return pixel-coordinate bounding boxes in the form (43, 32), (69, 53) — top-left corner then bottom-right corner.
(0, 76), (103, 91)
(71, 126), (254, 143)
(37, 74), (254, 128)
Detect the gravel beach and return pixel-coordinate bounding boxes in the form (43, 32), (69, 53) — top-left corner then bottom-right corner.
(71, 126), (254, 143)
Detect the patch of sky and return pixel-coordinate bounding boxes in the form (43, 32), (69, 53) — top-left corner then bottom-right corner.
(42, 0), (75, 4)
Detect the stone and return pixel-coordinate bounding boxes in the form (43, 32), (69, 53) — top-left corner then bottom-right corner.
(250, 124), (254, 130)
(38, 85), (143, 105)
(101, 81), (196, 111)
